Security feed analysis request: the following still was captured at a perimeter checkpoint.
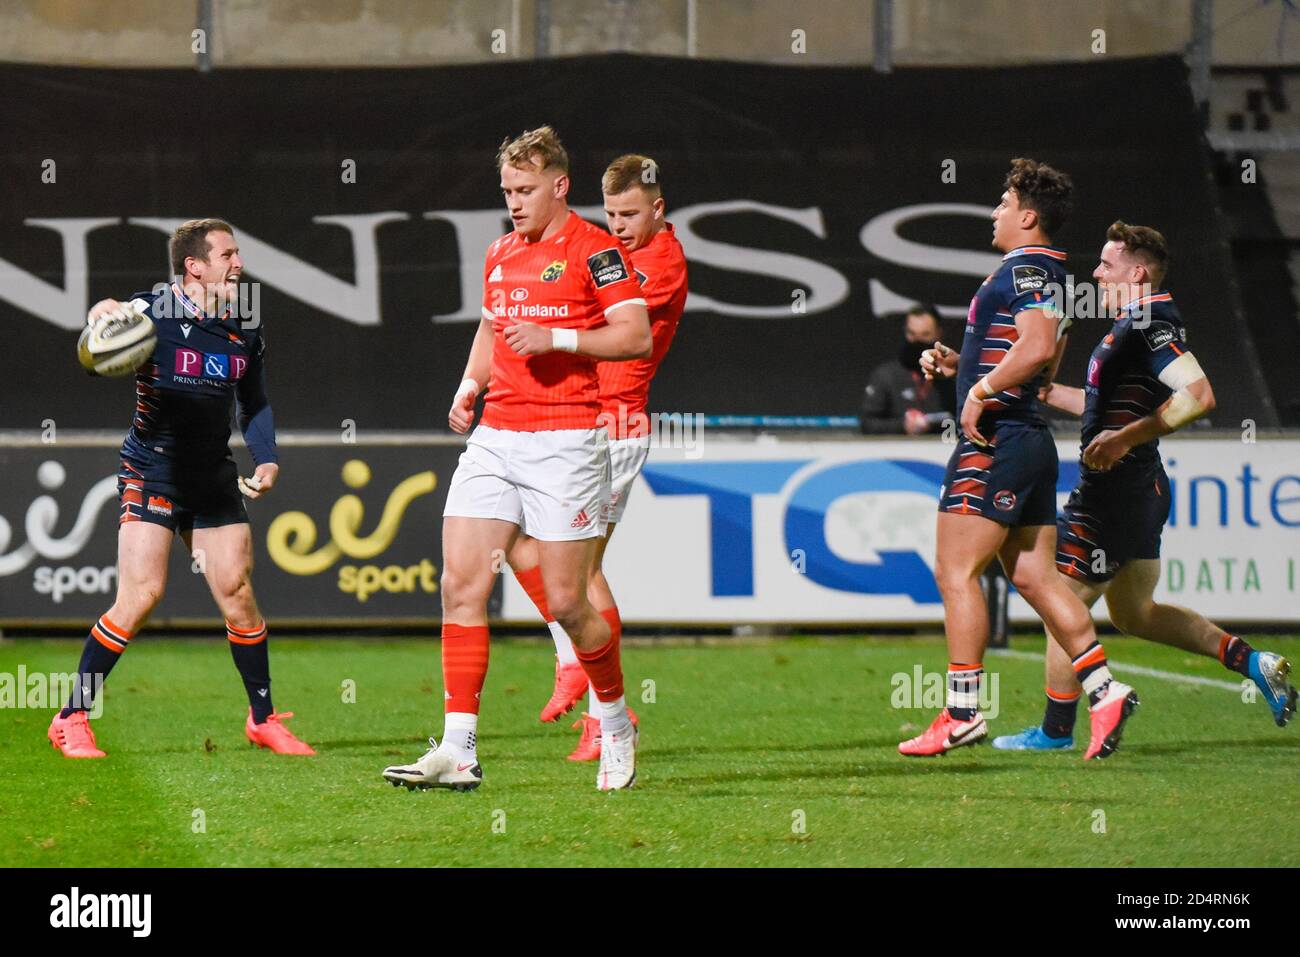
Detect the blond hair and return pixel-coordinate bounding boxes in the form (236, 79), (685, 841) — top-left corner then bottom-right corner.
(496, 125), (569, 173)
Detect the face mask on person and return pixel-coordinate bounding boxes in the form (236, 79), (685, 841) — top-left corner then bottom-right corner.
(898, 339), (927, 371)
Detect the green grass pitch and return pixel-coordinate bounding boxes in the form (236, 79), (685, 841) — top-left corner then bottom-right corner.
(1, 634), (1296, 867)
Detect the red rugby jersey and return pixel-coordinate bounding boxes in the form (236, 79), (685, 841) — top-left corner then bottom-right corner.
(479, 210), (645, 431)
(596, 223), (688, 438)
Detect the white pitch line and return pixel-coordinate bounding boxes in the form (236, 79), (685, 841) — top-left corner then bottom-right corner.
(989, 648), (1243, 692)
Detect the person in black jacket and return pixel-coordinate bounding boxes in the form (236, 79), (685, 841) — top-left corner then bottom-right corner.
(859, 304), (956, 435)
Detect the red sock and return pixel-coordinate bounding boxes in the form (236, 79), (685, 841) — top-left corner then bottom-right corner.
(598, 606), (622, 644)
(575, 610), (624, 702)
(442, 623), (490, 715)
(512, 566), (553, 622)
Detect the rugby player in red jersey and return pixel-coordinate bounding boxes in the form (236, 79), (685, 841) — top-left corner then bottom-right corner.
(383, 128), (653, 791)
(507, 154), (688, 761)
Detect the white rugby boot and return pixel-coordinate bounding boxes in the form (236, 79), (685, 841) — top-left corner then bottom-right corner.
(383, 737), (482, 791)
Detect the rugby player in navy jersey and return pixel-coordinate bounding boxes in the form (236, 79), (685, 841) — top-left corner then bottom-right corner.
(994, 222), (1295, 751)
(47, 219), (314, 758)
(901, 159), (1140, 761)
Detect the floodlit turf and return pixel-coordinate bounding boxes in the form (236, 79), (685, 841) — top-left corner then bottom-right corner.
(1, 634), (1296, 867)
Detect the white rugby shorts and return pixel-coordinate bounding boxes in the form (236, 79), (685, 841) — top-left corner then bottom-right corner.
(602, 434), (651, 525)
(443, 425), (610, 541)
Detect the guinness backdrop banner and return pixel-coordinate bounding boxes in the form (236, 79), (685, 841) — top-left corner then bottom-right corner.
(0, 439), (484, 625)
(0, 55), (1275, 433)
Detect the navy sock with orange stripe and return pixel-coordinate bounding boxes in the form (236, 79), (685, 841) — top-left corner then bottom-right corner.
(60, 614), (131, 717)
(1041, 688), (1080, 739)
(227, 620), (273, 723)
(1218, 635), (1255, 677)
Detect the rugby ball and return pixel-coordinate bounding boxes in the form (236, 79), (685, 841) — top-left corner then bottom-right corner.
(76, 299), (157, 377)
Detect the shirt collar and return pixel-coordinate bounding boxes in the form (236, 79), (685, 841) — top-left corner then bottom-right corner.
(1118, 290), (1173, 314)
(1001, 245), (1067, 262)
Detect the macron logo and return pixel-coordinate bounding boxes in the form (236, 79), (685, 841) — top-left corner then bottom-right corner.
(50, 887), (151, 938)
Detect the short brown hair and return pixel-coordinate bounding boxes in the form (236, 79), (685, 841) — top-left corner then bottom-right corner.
(1005, 158), (1073, 236)
(170, 218), (235, 277)
(497, 125), (569, 174)
(602, 154), (662, 199)
(1107, 220), (1169, 284)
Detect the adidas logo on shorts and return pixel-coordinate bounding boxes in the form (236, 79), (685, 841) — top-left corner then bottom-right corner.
(571, 509), (592, 528)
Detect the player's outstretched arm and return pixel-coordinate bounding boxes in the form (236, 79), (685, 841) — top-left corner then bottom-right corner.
(449, 316), (494, 434)
(1039, 381), (1085, 416)
(1082, 352), (1215, 470)
(1038, 335), (1084, 416)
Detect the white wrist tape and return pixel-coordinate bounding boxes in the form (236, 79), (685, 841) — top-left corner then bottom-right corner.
(1159, 388), (1203, 431)
(551, 328), (578, 353)
(1156, 351), (1206, 391)
(455, 378), (480, 402)
(1156, 353), (1208, 431)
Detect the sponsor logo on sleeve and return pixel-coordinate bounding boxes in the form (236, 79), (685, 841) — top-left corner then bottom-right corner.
(1143, 322), (1176, 351)
(588, 248), (630, 288)
(1011, 264), (1048, 295)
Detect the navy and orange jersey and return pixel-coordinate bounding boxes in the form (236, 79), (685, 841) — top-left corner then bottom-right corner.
(956, 245), (1069, 430)
(119, 282), (277, 478)
(1078, 291), (1187, 480)
(597, 222), (689, 439)
(479, 210), (646, 432)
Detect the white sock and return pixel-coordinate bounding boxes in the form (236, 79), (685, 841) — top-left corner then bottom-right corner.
(589, 684), (599, 717)
(442, 712), (478, 759)
(1081, 665), (1114, 706)
(597, 695), (632, 739)
(548, 620), (578, 665)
